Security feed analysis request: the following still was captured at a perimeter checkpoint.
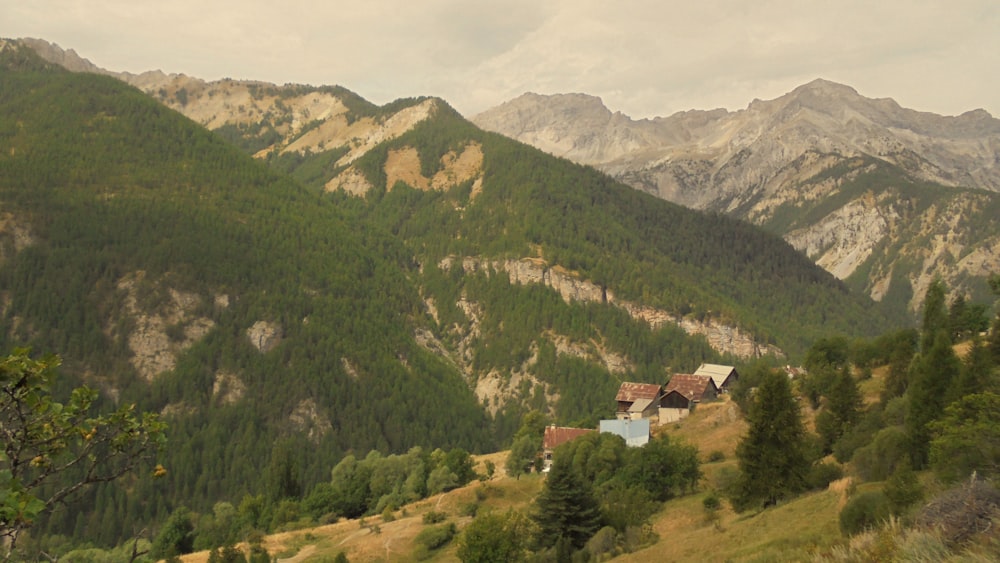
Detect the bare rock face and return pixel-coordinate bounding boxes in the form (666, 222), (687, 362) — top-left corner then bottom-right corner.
(473, 80), (1000, 311)
(785, 194), (896, 279)
(288, 398), (333, 443)
(111, 272), (216, 381)
(0, 212), (35, 265)
(247, 321), (282, 353)
(476, 80), (1000, 200)
(212, 371), (246, 405)
(19, 38), (444, 187)
(440, 255), (779, 359)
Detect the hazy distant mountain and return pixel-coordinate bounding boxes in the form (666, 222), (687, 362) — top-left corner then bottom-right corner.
(473, 82), (1000, 311)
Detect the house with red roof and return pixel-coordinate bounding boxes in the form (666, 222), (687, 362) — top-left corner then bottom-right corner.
(542, 425), (595, 472)
(615, 382), (664, 421)
(660, 374), (718, 422)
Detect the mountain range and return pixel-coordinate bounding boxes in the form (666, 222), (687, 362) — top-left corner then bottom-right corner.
(0, 37), (972, 546)
(22, 38), (1000, 314)
(472, 81), (1000, 313)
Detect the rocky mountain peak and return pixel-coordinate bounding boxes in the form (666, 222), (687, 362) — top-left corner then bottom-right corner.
(790, 78), (862, 99)
(474, 81), (1000, 313)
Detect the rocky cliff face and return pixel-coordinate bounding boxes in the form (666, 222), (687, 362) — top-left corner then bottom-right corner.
(438, 255), (781, 359)
(21, 39), (439, 173)
(473, 81), (1000, 311)
(474, 80), (1000, 200)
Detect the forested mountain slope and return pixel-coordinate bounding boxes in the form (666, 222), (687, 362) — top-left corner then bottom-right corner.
(1, 39), (895, 547)
(0, 44), (493, 544)
(471, 83), (1000, 316)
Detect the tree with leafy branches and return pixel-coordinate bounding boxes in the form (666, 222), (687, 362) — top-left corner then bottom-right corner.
(457, 509), (532, 563)
(1, 349), (166, 560)
(505, 411), (546, 480)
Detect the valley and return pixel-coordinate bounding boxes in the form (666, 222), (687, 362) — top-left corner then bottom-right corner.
(0, 37), (998, 562)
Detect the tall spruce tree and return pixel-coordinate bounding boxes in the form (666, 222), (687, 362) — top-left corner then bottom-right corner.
(989, 275), (1000, 365)
(952, 334), (995, 399)
(921, 279), (949, 349)
(730, 369), (810, 512)
(532, 455), (602, 551)
(817, 365), (863, 452)
(906, 330), (962, 467)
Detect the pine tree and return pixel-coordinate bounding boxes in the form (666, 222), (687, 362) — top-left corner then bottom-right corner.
(906, 330), (962, 467)
(921, 279), (949, 349)
(817, 367), (862, 453)
(952, 334), (995, 398)
(730, 369), (810, 512)
(532, 455), (602, 551)
(827, 366), (863, 434)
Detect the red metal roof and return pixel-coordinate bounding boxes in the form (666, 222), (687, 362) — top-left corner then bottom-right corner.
(615, 382), (663, 402)
(664, 374), (717, 402)
(542, 426), (595, 450)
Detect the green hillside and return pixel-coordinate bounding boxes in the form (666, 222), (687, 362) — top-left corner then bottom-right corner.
(0, 49), (494, 545)
(329, 106), (898, 355)
(0, 43), (899, 549)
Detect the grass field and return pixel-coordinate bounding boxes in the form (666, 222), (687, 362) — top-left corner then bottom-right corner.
(171, 395), (864, 562)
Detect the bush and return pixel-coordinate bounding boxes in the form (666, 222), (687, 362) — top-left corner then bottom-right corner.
(852, 426), (909, 481)
(460, 501), (479, 518)
(584, 526), (619, 560)
(702, 491), (722, 512)
(883, 460), (922, 515)
(840, 490), (892, 536)
(415, 522), (457, 551)
(422, 510), (447, 524)
(381, 505), (396, 523)
(807, 461), (844, 490)
(706, 450), (725, 462)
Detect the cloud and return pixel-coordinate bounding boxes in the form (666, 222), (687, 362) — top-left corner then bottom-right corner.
(5, 0), (999, 118)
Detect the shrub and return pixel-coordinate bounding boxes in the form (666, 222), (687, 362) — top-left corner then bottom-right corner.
(852, 426), (909, 481)
(840, 490), (891, 536)
(807, 461), (844, 490)
(422, 510), (447, 524)
(584, 526), (619, 560)
(415, 522), (457, 551)
(381, 505), (396, 523)
(460, 501), (479, 518)
(883, 460), (923, 515)
(702, 491), (721, 512)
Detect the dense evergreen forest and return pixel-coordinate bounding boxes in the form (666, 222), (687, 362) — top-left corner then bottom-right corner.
(0, 43), (904, 552)
(313, 105), (902, 355)
(0, 49), (493, 545)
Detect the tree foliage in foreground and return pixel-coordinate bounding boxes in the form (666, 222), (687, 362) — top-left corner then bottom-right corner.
(0, 349), (166, 560)
(929, 392), (1000, 483)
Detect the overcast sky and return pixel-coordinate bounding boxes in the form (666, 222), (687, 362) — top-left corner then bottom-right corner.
(6, 1), (999, 119)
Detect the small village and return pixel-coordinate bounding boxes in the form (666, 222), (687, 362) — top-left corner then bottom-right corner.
(541, 363), (740, 470)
